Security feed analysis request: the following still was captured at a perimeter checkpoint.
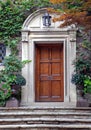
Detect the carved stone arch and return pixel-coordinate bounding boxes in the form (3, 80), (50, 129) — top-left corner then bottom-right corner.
(22, 8), (46, 29)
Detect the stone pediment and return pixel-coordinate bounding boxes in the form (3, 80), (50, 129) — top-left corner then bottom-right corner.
(22, 8), (68, 31)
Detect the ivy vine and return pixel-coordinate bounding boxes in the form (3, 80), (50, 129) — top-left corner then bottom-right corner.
(0, 0), (52, 106)
(0, 0), (51, 52)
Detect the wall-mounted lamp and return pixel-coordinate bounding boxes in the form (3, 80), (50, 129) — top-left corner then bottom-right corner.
(42, 12), (52, 27)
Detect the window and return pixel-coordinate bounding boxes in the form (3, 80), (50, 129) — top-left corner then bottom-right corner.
(0, 44), (6, 64)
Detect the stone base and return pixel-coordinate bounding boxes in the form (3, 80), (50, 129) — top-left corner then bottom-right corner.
(6, 97), (19, 107)
(77, 97), (89, 107)
(84, 93), (91, 107)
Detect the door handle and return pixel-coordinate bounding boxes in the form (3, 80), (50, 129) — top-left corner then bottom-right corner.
(47, 76), (53, 80)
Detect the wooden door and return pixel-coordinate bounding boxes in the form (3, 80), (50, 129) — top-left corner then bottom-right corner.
(35, 44), (64, 102)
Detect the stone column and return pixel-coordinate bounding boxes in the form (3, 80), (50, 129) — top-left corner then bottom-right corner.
(21, 30), (29, 106)
(68, 27), (77, 105)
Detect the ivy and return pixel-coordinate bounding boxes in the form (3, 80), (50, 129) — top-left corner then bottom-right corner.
(0, 0), (51, 50)
(0, 1), (22, 39)
(0, 0), (52, 106)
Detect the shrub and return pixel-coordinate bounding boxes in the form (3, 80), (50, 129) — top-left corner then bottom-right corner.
(72, 41), (91, 93)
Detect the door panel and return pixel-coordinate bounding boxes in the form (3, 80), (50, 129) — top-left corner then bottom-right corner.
(40, 48), (49, 60)
(35, 44), (64, 102)
(52, 63), (61, 74)
(40, 81), (51, 98)
(51, 47), (61, 59)
(40, 63), (49, 75)
(51, 81), (61, 97)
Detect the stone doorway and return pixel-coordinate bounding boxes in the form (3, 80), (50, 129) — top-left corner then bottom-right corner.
(21, 8), (77, 107)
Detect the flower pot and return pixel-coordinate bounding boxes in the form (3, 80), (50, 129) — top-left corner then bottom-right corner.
(84, 93), (91, 107)
(5, 85), (21, 107)
(6, 97), (19, 107)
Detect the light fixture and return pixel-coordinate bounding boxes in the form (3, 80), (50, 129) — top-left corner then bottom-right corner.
(42, 12), (52, 27)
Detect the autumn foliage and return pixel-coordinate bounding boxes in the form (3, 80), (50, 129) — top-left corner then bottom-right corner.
(50, 0), (66, 4)
(49, 0), (91, 31)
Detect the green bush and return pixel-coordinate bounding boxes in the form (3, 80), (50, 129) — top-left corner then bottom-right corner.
(0, 54), (31, 106)
(71, 73), (85, 86)
(72, 42), (91, 94)
(83, 76), (91, 94)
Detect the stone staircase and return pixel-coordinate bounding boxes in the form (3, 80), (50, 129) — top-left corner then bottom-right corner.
(0, 107), (91, 130)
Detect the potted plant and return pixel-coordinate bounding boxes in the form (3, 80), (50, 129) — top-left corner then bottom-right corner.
(71, 50), (91, 107)
(0, 55), (30, 107)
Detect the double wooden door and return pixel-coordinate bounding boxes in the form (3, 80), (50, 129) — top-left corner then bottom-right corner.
(35, 44), (64, 102)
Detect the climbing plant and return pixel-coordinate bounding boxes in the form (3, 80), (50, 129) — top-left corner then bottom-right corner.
(0, 0), (51, 52)
(0, 0), (52, 106)
(0, 0), (33, 52)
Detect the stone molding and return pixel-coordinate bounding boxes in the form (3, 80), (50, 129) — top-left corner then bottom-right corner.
(21, 8), (77, 107)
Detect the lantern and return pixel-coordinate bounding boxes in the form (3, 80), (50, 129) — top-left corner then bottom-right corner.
(42, 12), (51, 27)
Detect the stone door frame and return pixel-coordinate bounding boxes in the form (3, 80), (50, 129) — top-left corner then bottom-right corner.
(21, 8), (77, 107)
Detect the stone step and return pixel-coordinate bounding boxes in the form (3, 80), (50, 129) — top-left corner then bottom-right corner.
(0, 107), (91, 129)
(0, 108), (91, 120)
(0, 117), (91, 124)
(0, 111), (91, 119)
(0, 107), (91, 112)
(0, 107), (91, 114)
(0, 124), (91, 129)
